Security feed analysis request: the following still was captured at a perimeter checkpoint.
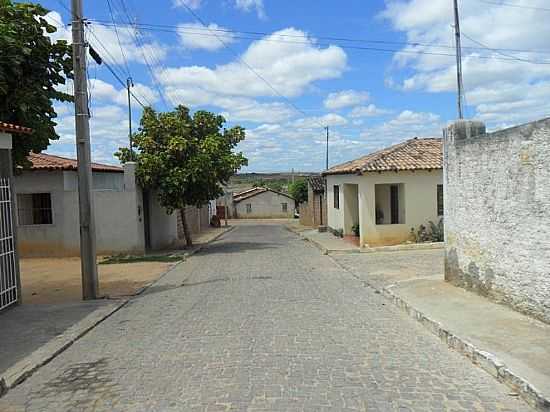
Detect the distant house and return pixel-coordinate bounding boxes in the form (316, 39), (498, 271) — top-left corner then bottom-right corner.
(323, 137), (443, 247)
(299, 176), (327, 228)
(232, 187), (296, 219)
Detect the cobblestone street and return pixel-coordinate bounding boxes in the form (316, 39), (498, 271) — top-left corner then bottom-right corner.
(0, 224), (533, 411)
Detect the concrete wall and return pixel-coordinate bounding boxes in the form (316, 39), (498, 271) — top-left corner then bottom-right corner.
(15, 163), (177, 256)
(234, 190), (295, 219)
(444, 119), (550, 324)
(326, 169), (442, 247)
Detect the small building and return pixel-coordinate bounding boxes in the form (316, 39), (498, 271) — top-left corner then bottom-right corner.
(14, 153), (178, 257)
(323, 137), (443, 247)
(299, 176), (327, 228)
(232, 187), (296, 219)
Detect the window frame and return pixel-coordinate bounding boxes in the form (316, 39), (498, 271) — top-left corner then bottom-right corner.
(281, 202), (288, 213)
(333, 185), (340, 209)
(246, 203), (252, 214)
(17, 192), (54, 226)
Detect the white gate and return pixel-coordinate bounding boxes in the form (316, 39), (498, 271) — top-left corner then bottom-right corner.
(0, 177), (18, 311)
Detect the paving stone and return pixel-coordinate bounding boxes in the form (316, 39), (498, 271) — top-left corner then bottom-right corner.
(0, 225), (535, 411)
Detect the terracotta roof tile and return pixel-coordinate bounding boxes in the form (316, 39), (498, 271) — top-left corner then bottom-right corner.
(323, 137), (442, 175)
(0, 122), (32, 134)
(308, 176), (325, 193)
(27, 153), (123, 173)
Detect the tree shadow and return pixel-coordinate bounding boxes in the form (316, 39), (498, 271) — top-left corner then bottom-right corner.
(195, 241), (278, 255)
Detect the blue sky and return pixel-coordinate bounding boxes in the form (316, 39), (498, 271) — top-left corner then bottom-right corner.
(40, 0), (550, 171)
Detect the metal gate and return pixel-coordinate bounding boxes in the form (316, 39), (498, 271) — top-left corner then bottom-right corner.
(0, 177), (18, 310)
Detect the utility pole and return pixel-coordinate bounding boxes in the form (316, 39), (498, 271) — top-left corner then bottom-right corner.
(325, 126), (329, 170)
(453, 0), (464, 119)
(71, 0), (98, 300)
(126, 77), (134, 156)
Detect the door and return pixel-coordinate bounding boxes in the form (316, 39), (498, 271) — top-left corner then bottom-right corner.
(0, 177), (18, 311)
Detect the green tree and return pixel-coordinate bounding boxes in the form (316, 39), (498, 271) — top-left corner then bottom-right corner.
(0, 1), (73, 167)
(117, 106), (248, 247)
(288, 179), (308, 204)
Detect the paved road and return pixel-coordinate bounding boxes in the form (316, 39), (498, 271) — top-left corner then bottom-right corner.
(0, 225), (532, 411)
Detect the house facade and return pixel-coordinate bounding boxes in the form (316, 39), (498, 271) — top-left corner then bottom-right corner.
(232, 187), (296, 219)
(14, 153), (178, 257)
(323, 138), (443, 247)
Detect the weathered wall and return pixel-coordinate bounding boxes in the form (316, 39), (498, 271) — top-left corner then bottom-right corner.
(326, 170), (442, 246)
(234, 190), (295, 218)
(299, 202), (313, 226)
(444, 119), (550, 324)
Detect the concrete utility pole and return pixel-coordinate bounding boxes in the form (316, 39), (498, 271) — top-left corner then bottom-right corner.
(453, 0), (464, 119)
(126, 77), (134, 156)
(325, 126), (329, 170)
(71, 0), (98, 300)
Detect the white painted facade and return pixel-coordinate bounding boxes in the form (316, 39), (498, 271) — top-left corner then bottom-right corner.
(234, 190), (296, 219)
(14, 163), (178, 257)
(326, 170), (443, 247)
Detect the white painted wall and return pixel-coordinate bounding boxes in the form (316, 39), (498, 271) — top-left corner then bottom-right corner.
(14, 163), (176, 256)
(234, 190), (295, 218)
(326, 170), (443, 246)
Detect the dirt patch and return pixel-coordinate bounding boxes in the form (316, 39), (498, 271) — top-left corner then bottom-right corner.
(20, 257), (175, 304)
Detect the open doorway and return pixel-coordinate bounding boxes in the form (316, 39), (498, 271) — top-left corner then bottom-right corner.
(343, 184), (359, 236)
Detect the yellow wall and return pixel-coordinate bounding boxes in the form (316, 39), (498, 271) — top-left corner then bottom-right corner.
(326, 170), (443, 247)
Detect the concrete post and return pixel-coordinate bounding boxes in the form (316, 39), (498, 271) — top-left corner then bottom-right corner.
(123, 162), (137, 192)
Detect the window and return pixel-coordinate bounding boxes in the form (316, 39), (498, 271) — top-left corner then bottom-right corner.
(17, 193), (53, 225)
(375, 184), (405, 225)
(281, 202), (288, 212)
(437, 184), (444, 216)
(333, 185), (340, 209)
(246, 203), (252, 214)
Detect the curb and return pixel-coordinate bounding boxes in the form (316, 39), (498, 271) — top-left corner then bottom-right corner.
(330, 256), (550, 411)
(0, 299), (129, 397)
(0, 226), (235, 398)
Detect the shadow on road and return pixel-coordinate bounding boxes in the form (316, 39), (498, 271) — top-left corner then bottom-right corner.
(195, 241), (278, 255)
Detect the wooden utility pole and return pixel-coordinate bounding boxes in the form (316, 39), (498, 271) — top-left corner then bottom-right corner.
(71, 0), (98, 299)
(453, 0), (464, 119)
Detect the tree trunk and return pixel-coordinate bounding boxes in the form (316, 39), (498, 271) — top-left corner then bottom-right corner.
(180, 207), (193, 247)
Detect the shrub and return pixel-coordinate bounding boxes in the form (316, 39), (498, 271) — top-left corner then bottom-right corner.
(410, 218), (444, 243)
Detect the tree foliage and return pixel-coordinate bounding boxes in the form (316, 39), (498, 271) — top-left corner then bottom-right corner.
(0, 1), (73, 167)
(288, 179), (308, 204)
(117, 105), (248, 246)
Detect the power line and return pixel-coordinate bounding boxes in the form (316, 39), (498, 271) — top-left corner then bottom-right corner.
(477, 0), (550, 12)
(179, 3), (326, 128)
(113, 0), (172, 109)
(106, 0), (131, 77)
(89, 18), (550, 56)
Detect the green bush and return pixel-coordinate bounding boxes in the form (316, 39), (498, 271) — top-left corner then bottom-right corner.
(410, 218), (444, 243)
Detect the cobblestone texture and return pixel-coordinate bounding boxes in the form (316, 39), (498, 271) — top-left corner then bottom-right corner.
(0, 225), (534, 411)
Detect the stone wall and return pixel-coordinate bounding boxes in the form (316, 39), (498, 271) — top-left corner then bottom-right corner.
(444, 118), (550, 324)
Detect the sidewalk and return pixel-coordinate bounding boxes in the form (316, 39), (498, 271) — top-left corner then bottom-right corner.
(287, 223), (443, 255)
(334, 250), (550, 411)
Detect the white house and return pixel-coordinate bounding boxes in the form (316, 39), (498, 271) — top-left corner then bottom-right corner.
(14, 153), (178, 257)
(232, 187), (296, 219)
(323, 137), (443, 247)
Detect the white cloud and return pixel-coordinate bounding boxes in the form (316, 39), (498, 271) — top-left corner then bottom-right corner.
(173, 0), (202, 9)
(235, 0), (266, 19)
(159, 28), (347, 100)
(292, 113), (348, 129)
(90, 79), (158, 107)
(177, 22), (236, 51)
(349, 104), (391, 118)
(323, 90), (370, 110)
(381, 0), (550, 126)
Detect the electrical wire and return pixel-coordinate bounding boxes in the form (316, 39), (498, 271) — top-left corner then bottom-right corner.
(476, 0), (550, 12)
(179, 2), (326, 128)
(106, 0), (132, 78)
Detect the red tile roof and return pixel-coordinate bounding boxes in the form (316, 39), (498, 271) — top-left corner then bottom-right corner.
(27, 153), (123, 173)
(323, 137), (442, 176)
(0, 122), (32, 134)
(233, 187), (295, 203)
